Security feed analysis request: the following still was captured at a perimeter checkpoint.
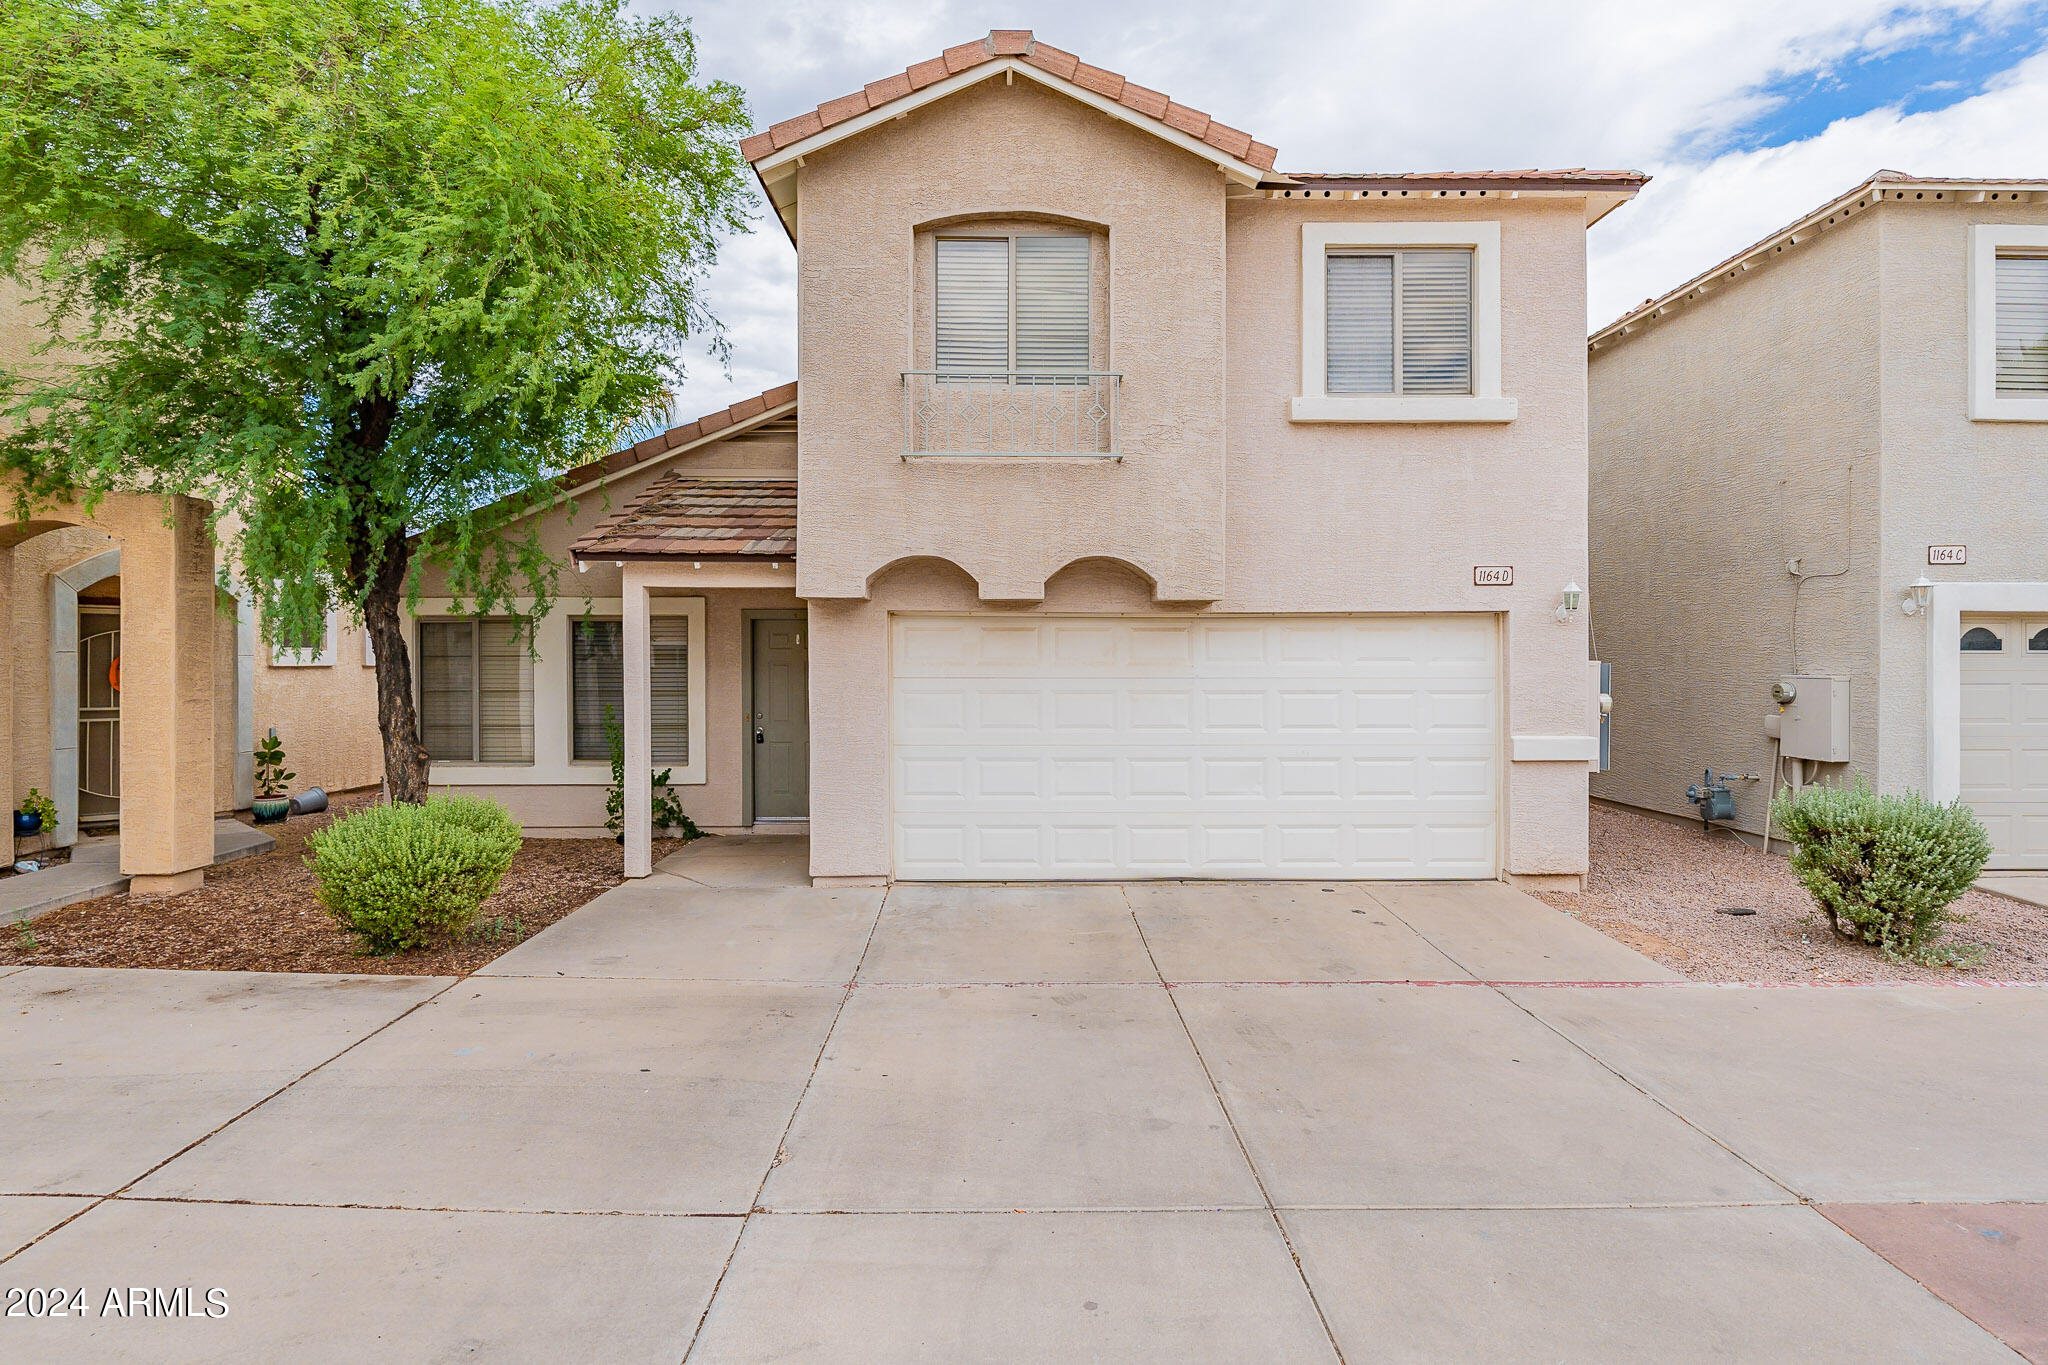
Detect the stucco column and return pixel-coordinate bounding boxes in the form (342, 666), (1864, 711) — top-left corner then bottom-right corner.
(0, 549), (13, 822)
(622, 567), (653, 878)
(119, 497), (216, 896)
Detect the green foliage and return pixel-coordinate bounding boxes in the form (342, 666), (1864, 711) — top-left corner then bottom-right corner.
(253, 735), (296, 799)
(603, 706), (701, 840)
(0, 0), (752, 794)
(1770, 779), (1991, 965)
(15, 787), (58, 829)
(306, 794), (522, 952)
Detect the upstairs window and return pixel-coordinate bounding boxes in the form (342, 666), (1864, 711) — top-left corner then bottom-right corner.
(1326, 249), (1473, 395)
(1968, 225), (2048, 421)
(935, 235), (1090, 376)
(1996, 252), (2048, 396)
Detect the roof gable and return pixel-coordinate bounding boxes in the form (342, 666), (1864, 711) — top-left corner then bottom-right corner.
(742, 31), (1278, 238)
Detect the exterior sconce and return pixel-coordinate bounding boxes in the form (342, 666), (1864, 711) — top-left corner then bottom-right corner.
(1901, 576), (1934, 616)
(1555, 581), (1583, 624)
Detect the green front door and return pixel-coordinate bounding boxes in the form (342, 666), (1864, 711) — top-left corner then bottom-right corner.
(751, 617), (809, 820)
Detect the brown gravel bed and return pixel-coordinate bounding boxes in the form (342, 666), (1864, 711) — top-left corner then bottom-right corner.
(1534, 802), (2048, 982)
(0, 791), (687, 976)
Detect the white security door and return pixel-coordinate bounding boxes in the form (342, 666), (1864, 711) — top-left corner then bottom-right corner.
(1959, 616), (2048, 869)
(890, 615), (1499, 880)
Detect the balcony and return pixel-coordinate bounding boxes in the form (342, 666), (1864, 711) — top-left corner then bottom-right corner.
(902, 371), (1121, 459)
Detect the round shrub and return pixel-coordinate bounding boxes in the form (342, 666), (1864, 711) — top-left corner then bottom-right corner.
(307, 795), (523, 953)
(1769, 779), (1991, 964)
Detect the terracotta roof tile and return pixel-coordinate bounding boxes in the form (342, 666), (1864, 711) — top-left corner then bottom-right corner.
(570, 477), (797, 561)
(864, 72), (912, 105)
(743, 31), (1276, 173)
(1117, 82), (1169, 119)
(550, 383), (797, 494)
(1161, 101), (1209, 137)
(941, 39), (994, 73)
(818, 90), (872, 125)
(1022, 41), (1079, 80)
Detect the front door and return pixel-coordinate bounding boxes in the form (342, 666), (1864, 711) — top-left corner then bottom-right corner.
(78, 607), (121, 829)
(751, 617), (810, 820)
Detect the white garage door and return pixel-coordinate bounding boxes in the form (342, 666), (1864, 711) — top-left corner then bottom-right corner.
(890, 614), (1499, 880)
(1960, 616), (2048, 869)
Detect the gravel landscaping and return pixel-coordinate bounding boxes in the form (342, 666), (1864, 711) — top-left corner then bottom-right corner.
(1535, 802), (2048, 982)
(0, 791), (688, 975)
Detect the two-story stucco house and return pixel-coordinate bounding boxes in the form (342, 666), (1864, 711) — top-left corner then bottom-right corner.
(1589, 172), (2048, 868)
(418, 30), (1642, 889)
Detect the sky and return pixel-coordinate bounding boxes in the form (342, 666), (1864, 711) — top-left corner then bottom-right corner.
(649, 0), (2048, 418)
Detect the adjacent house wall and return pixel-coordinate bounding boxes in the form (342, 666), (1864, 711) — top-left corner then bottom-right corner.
(1874, 198), (2048, 792)
(1226, 195), (1598, 876)
(1588, 209), (1885, 836)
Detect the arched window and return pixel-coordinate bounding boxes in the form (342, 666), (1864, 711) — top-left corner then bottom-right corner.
(2031, 629), (2048, 652)
(1961, 626), (2003, 652)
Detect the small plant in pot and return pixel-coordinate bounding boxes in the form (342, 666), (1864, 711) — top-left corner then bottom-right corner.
(13, 788), (58, 837)
(250, 735), (296, 824)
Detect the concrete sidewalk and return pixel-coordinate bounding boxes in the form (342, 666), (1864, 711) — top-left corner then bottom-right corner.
(2, 873), (2041, 1362)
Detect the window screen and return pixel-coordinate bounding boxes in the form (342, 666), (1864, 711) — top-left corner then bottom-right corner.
(417, 618), (533, 763)
(1326, 248), (1473, 395)
(570, 617), (689, 764)
(935, 235), (1090, 374)
(1996, 254), (2048, 395)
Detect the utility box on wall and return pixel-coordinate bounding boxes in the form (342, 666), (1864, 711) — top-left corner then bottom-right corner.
(1775, 675), (1850, 763)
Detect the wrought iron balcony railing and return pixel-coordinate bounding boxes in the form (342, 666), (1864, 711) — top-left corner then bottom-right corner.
(902, 371), (1121, 459)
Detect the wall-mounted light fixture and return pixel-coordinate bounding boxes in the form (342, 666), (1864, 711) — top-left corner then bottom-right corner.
(1555, 581), (1583, 624)
(1901, 576), (1934, 616)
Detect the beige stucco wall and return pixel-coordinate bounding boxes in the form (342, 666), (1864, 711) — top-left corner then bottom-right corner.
(9, 527), (115, 809)
(1226, 195), (1598, 875)
(1589, 210), (1887, 835)
(1873, 199), (2048, 792)
(790, 77), (1227, 603)
(253, 617), (385, 795)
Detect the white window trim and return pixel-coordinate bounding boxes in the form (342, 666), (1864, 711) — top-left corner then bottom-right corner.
(1292, 221), (1514, 423)
(270, 610), (338, 667)
(409, 596), (707, 787)
(1969, 225), (2048, 422)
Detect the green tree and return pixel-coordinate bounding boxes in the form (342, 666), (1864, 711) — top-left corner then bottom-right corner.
(0, 0), (749, 800)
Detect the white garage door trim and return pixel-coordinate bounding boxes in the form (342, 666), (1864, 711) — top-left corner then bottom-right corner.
(890, 613), (1501, 880)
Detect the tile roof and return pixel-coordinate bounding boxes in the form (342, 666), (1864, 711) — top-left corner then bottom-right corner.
(571, 476), (796, 561)
(739, 30), (1278, 172)
(1590, 171), (2048, 348)
(557, 382), (796, 494)
(1275, 169), (1649, 190)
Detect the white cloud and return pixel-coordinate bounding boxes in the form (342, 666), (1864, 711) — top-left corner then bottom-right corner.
(654, 0), (2048, 415)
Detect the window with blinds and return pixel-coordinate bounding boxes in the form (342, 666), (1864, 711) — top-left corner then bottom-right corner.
(1996, 253), (2048, 395)
(935, 235), (1091, 375)
(570, 618), (690, 764)
(418, 619), (534, 764)
(1326, 248), (1473, 396)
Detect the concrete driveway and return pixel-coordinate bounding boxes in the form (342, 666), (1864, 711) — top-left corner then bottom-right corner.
(3, 836), (2044, 1362)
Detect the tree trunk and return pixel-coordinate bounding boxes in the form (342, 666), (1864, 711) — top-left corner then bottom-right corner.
(363, 535), (430, 803)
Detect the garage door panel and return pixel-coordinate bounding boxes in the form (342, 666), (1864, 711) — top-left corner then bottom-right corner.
(1960, 615), (2048, 869)
(891, 615), (1500, 880)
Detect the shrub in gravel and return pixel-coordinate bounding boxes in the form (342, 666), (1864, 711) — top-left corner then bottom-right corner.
(307, 795), (523, 953)
(1770, 779), (1990, 965)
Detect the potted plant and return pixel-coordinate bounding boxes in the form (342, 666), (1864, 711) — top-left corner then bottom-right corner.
(250, 734), (296, 824)
(13, 788), (57, 837)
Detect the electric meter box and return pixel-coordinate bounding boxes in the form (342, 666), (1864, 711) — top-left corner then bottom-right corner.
(1776, 675), (1850, 762)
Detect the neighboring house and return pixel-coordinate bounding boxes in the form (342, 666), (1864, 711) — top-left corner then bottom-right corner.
(3, 278), (385, 855)
(427, 30), (1642, 888)
(1588, 172), (2048, 868)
